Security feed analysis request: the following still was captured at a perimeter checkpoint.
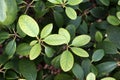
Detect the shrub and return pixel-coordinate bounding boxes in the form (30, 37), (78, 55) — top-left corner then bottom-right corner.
(0, 0), (120, 80)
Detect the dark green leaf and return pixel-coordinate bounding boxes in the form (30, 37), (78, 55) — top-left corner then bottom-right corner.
(5, 40), (16, 58)
(100, 0), (110, 6)
(45, 46), (55, 58)
(72, 63), (84, 80)
(19, 59), (37, 80)
(92, 49), (104, 62)
(5, 70), (18, 79)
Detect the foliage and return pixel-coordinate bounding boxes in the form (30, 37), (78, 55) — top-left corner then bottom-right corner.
(0, 0), (120, 80)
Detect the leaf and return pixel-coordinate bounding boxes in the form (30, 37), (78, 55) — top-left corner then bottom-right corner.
(45, 46), (55, 58)
(19, 59), (37, 80)
(59, 28), (70, 43)
(65, 7), (77, 20)
(29, 43), (41, 60)
(5, 70), (18, 79)
(86, 73), (96, 80)
(100, 0), (110, 6)
(51, 55), (60, 68)
(101, 77), (116, 80)
(48, 0), (62, 4)
(41, 23), (53, 38)
(107, 15), (120, 26)
(30, 40), (38, 46)
(92, 49), (104, 62)
(43, 34), (67, 45)
(71, 35), (91, 47)
(16, 43), (31, 56)
(116, 11), (120, 20)
(0, 0), (7, 22)
(97, 41), (117, 54)
(67, 0), (83, 5)
(54, 73), (73, 80)
(95, 31), (103, 42)
(72, 63), (84, 80)
(96, 61), (117, 77)
(5, 40), (16, 58)
(71, 47), (89, 57)
(18, 15), (39, 37)
(54, 11), (64, 27)
(60, 50), (74, 72)
(0, 32), (10, 44)
(107, 26), (120, 49)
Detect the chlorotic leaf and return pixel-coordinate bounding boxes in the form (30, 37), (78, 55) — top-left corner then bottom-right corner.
(71, 35), (91, 47)
(92, 49), (104, 62)
(67, 0), (83, 5)
(60, 50), (74, 72)
(19, 59), (37, 80)
(18, 15), (39, 37)
(86, 73), (96, 80)
(5, 40), (16, 58)
(71, 47), (89, 57)
(59, 28), (70, 43)
(41, 23), (53, 38)
(107, 15), (120, 26)
(43, 34), (67, 45)
(101, 77), (116, 80)
(30, 43), (41, 60)
(65, 7), (77, 20)
(48, 0), (62, 4)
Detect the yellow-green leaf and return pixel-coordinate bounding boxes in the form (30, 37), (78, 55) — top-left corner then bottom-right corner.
(41, 23), (53, 38)
(71, 47), (89, 57)
(30, 43), (41, 60)
(67, 0), (83, 5)
(18, 15), (39, 37)
(86, 73), (96, 80)
(59, 28), (70, 43)
(65, 7), (77, 20)
(71, 35), (91, 47)
(60, 50), (74, 72)
(43, 34), (67, 45)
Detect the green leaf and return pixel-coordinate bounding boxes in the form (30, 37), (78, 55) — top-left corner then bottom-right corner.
(59, 28), (70, 43)
(54, 73), (73, 80)
(43, 34), (67, 45)
(72, 63), (84, 80)
(5, 40), (16, 58)
(18, 15), (39, 37)
(86, 73), (96, 80)
(51, 55), (61, 68)
(45, 46), (55, 58)
(67, 0), (83, 5)
(71, 35), (91, 47)
(5, 70), (18, 79)
(118, 0), (120, 5)
(116, 11), (120, 20)
(54, 11), (64, 27)
(0, 32), (10, 44)
(0, 0), (7, 22)
(16, 43), (31, 56)
(60, 50), (74, 72)
(48, 0), (62, 4)
(95, 31), (103, 42)
(30, 43), (41, 60)
(96, 41), (117, 54)
(65, 7), (77, 20)
(107, 15), (120, 26)
(100, 0), (110, 6)
(30, 40), (38, 46)
(96, 61), (117, 77)
(19, 59), (37, 80)
(41, 23), (53, 38)
(101, 77), (116, 80)
(92, 49), (104, 62)
(71, 47), (89, 57)
(107, 26), (120, 49)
